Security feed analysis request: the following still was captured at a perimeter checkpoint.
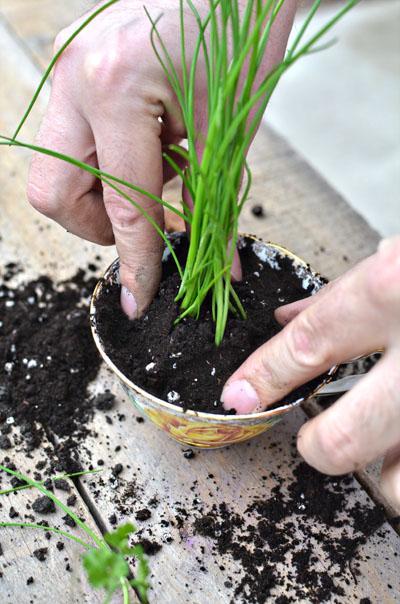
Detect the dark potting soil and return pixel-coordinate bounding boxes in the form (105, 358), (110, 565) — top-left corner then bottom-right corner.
(96, 236), (327, 414)
(32, 495), (56, 515)
(0, 257), (394, 601)
(97, 444), (391, 604)
(0, 269), (104, 471)
(32, 547), (48, 562)
(190, 461), (389, 603)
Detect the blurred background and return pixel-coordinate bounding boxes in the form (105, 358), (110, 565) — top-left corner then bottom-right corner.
(267, 0), (400, 236)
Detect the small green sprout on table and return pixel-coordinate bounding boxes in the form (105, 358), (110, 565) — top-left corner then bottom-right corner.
(0, 464), (150, 604)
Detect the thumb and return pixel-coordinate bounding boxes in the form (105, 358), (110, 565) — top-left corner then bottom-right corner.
(93, 112), (164, 319)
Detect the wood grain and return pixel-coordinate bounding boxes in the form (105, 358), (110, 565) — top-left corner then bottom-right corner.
(0, 1), (398, 602)
(0, 430), (105, 604)
(76, 372), (400, 603)
(0, 17), (135, 603)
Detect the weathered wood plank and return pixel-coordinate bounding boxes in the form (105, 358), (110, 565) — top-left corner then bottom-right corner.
(0, 18), (136, 603)
(76, 378), (400, 603)
(0, 3), (398, 603)
(0, 430), (105, 604)
(244, 125), (381, 278)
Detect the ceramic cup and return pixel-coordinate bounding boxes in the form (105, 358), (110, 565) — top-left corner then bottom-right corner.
(90, 235), (336, 449)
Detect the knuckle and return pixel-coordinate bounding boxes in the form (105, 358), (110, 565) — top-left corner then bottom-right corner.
(84, 50), (118, 90)
(105, 194), (140, 228)
(26, 181), (57, 218)
(83, 29), (156, 98)
(53, 29), (68, 54)
(286, 312), (333, 371)
(368, 239), (400, 306)
(53, 26), (83, 58)
(313, 418), (359, 473)
(255, 351), (289, 393)
(84, 31), (132, 90)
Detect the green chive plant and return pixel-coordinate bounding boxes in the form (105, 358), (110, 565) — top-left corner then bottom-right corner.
(1, 0), (359, 344)
(0, 464), (150, 604)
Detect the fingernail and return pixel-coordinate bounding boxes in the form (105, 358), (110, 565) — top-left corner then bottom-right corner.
(231, 263), (243, 283)
(221, 379), (260, 414)
(120, 286), (138, 320)
(274, 308), (290, 326)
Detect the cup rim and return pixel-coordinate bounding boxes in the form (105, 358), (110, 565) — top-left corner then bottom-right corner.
(90, 235), (337, 422)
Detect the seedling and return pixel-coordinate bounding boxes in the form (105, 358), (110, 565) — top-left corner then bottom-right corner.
(0, 464), (150, 603)
(0, 0), (360, 343)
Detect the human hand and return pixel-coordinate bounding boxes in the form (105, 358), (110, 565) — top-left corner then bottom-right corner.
(27, 0), (296, 317)
(221, 237), (400, 511)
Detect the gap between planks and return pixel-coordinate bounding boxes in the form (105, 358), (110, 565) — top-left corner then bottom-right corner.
(0, 429), (105, 604)
(0, 4), (398, 602)
(303, 397), (400, 535)
(1, 0), (395, 547)
(0, 0), (393, 533)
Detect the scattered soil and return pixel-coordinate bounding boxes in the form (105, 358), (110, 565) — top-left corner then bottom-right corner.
(76, 424), (393, 603)
(96, 235), (328, 414)
(251, 205), (266, 218)
(137, 538), (162, 556)
(89, 447), (392, 604)
(189, 461), (388, 603)
(8, 506), (19, 519)
(136, 508), (152, 521)
(0, 435), (12, 450)
(33, 547), (48, 562)
(54, 478), (71, 492)
(32, 495), (56, 515)
(66, 494), (77, 507)
(0, 269), (103, 471)
(0, 258), (395, 602)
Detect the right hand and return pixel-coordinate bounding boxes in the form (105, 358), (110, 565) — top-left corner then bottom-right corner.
(222, 237), (400, 511)
(27, 0), (296, 317)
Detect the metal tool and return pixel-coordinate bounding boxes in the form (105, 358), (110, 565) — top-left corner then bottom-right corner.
(316, 374), (366, 396)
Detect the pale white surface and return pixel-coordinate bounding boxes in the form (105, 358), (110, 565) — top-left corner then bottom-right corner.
(266, 0), (400, 237)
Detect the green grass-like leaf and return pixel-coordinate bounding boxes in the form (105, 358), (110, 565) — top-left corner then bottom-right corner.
(1, 0), (360, 346)
(0, 468), (102, 496)
(0, 465), (150, 603)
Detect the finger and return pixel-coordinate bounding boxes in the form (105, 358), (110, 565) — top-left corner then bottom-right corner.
(27, 82), (113, 245)
(275, 275), (347, 325)
(297, 351), (400, 476)
(221, 253), (385, 413)
(276, 236), (400, 326)
(275, 295), (317, 326)
(165, 208), (185, 233)
(91, 103), (164, 318)
(381, 443), (400, 513)
(162, 147), (187, 184)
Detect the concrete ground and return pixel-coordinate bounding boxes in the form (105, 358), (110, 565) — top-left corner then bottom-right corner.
(266, 0), (400, 237)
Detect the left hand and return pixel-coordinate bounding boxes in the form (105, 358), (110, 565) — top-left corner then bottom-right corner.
(221, 236), (400, 512)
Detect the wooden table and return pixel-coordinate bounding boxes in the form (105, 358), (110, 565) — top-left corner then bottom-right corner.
(0, 2), (399, 603)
